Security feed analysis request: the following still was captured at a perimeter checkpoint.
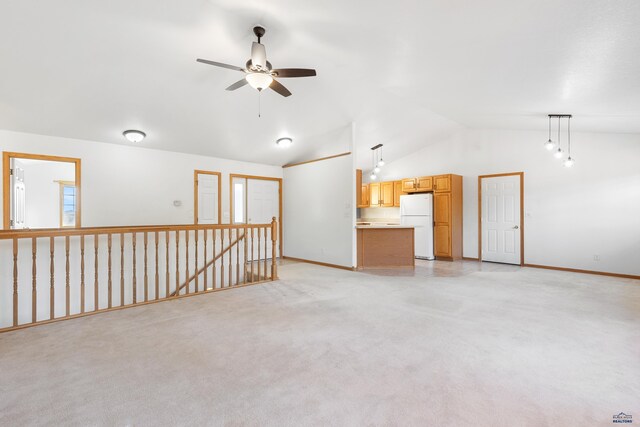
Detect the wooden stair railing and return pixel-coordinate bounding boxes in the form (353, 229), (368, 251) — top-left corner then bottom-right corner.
(171, 231), (246, 297)
(0, 218), (279, 333)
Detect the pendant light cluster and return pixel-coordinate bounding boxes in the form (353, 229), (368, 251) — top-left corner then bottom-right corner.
(545, 114), (575, 168)
(369, 144), (385, 180)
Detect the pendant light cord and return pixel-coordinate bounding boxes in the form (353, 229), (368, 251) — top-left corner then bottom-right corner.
(548, 115), (551, 141)
(567, 116), (571, 156)
(557, 116), (561, 149)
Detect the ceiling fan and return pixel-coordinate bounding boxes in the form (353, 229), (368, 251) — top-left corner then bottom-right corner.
(197, 26), (317, 97)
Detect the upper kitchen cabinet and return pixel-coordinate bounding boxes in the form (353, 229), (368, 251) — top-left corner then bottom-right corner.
(369, 182), (381, 207)
(401, 176), (433, 192)
(433, 174), (451, 192)
(393, 181), (405, 207)
(380, 181), (394, 207)
(356, 169), (370, 208)
(401, 178), (417, 192)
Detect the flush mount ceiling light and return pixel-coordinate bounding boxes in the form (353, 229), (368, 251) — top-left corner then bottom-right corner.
(546, 114), (575, 167)
(123, 130), (146, 143)
(276, 137), (293, 148)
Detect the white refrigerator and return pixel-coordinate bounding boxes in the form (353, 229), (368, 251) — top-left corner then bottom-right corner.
(400, 194), (434, 260)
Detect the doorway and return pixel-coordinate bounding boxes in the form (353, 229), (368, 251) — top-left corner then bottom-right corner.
(194, 170), (221, 224)
(230, 174), (282, 257)
(478, 172), (524, 265)
(3, 152), (81, 229)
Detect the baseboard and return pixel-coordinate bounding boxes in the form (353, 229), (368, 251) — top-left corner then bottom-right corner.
(462, 257), (480, 261)
(282, 256), (355, 271)
(523, 263), (640, 280)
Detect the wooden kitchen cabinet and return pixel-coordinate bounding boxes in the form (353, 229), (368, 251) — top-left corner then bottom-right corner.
(380, 181), (394, 207)
(401, 178), (417, 192)
(432, 174), (463, 260)
(401, 176), (433, 192)
(416, 176), (433, 191)
(369, 182), (381, 207)
(356, 169), (370, 208)
(433, 174), (451, 192)
(393, 181), (405, 207)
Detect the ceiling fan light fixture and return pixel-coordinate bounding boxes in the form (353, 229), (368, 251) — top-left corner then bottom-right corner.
(246, 72), (273, 91)
(276, 137), (293, 148)
(123, 130), (146, 143)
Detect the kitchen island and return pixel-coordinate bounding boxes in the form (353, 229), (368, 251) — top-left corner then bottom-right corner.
(356, 224), (415, 269)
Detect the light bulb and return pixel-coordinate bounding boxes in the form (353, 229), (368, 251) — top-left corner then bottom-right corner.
(370, 173), (377, 180)
(378, 159), (385, 167)
(554, 147), (563, 159)
(544, 139), (554, 151)
(563, 156), (574, 168)
(245, 72), (273, 91)
(374, 166), (381, 173)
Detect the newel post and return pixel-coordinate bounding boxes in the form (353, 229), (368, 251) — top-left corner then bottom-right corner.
(271, 217), (278, 280)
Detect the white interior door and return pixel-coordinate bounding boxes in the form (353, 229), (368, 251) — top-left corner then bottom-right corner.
(196, 173), (219, 224)
(247, 179), (279, 259)
(10, 159), (26, 229)
(481, 174), (521, 264)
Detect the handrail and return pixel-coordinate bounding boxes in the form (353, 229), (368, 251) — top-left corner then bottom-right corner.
(0, 218), (279, 333)
(171, 231), (245, 297)
(0, 222), (272, 239)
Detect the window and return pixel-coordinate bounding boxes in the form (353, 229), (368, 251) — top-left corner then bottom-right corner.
(59, 182), (76, 228)
(232, 178), (246, 224)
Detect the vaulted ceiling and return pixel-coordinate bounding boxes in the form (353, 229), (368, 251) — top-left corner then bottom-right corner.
(1, 0), (639, 169)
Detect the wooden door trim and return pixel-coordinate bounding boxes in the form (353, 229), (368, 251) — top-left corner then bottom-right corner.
(3, 151), (82, 230)
(193, 170), (222, 225)
(477, 172), (524, 266)
(229, 173), (283, 255)
(282, 152), (351, 168)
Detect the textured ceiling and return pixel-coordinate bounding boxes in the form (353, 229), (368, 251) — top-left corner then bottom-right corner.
(1, 0), (639, 169)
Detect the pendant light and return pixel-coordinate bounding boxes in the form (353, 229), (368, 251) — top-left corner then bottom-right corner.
(553, 116), (563, 159)
(544, 115), (555, 150)
(370, 144), (384, 180)
(370, 149), (378, 180)
(563, 116), (575, 167)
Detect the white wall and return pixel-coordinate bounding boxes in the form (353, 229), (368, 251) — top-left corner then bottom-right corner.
(21, 160), (75, 228)
(1, 129), (282, 227)
(375, 128), (640, 276)
(283, 154), (355, 268)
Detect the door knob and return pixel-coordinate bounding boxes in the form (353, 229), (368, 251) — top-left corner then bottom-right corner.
(513, 225), (519, 229)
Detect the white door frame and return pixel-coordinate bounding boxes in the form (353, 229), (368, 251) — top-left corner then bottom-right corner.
(478, 172), (524, 266)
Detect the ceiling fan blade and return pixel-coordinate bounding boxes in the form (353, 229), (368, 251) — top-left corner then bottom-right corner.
(225, 78), (249, 91)
(196, 58), (245, 72)
(272, 68), (317, 78)
(270, 79), (292, 97)
(251, 42), (267, 70)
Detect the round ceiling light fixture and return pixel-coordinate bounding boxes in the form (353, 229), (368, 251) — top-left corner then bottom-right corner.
(276, 137), (293, 148)
(123, 130), (146, 143)
(246, 72), (273, 91)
